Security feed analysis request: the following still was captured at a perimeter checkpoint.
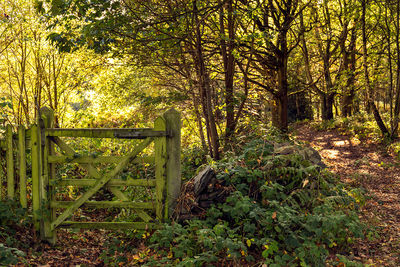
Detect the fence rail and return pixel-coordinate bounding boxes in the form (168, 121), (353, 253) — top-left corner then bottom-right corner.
(0, 107), (181, 244)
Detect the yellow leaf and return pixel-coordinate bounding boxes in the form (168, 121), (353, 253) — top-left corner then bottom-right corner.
(272, 211), (277, 219)
(167, 251), (173, 259)
(133, 255), (140, 260)
(246, 239), (252, 247)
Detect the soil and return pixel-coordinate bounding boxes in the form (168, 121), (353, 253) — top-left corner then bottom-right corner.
(293, 123), (400, 266)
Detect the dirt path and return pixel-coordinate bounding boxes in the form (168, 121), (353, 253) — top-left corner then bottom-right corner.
(293, 124), (400, 266)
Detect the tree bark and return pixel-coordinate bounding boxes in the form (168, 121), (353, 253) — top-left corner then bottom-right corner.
(220, 0), (236, 141)
(342, 25), (357, 117)
(392, 0), (400, 137)
(361, 0), (389, 136)
(321, 93), (334, 120)
(275, 43), (289, 131)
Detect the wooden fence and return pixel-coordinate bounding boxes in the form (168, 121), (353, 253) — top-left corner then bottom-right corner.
(0, 107), (181, 243)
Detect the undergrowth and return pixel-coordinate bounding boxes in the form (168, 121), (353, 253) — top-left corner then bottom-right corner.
(310, 113), (381, 141)
(309, 112), (399, 145)
(0, 200), (28, 265)
(310, 113), (400, 159)
(100, 131), (369, 266)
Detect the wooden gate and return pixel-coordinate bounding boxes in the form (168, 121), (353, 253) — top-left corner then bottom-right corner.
(0, 107), (181, 243)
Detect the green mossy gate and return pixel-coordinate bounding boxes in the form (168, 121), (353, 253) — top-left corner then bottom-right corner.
(0, 107), (181, 244)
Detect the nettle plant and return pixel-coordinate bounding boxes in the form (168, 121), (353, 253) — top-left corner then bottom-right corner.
(146, 137), (366, 266)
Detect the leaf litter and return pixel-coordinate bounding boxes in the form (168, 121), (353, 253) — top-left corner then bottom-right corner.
(294, 124), (400, 266)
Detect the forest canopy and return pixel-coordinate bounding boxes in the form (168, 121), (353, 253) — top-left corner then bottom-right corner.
(1, 0), (400, 156)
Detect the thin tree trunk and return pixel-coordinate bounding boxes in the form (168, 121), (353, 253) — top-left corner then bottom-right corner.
(392, 0), (400, 136)
(194, 0), (220, 159)
(361, 0), (389, 136)
(385, 3), (394, 129)
(193, 89), (208, 153)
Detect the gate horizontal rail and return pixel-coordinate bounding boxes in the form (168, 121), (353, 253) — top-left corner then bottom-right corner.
(45, 128), (168, 139)
(50, 201), (154, 209)
(48, 155), (154, 164)
(50, 178), (156, 187)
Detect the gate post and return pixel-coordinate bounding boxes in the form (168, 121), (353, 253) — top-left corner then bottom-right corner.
(18, 126), (27, 208)
(31, 124), (41, 230)
(163, 109), (181, 218)
(154, 116), (167, 221)
(40, 107), (56, 244)
(6, 124), (14, 199)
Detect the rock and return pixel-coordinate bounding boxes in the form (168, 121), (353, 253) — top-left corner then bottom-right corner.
(173, 166), (233, 221)
(193, 166), (216, 195)
(274, 142), (326, 169)
(274, 145), (297, 155)
(304, 147), (327, 168)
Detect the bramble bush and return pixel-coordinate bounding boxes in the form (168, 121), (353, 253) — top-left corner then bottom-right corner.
(145, 132), (367, 266)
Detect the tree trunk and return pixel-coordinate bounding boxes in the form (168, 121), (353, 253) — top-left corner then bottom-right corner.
(194, 0), (220, 159)
(322, 52), (335, 121)
(193, 90), (208, 153)
(342, 25), (357, 117)
(272, 92), (288, 132)
(361, 0), (389, 136)
(275, 29), (289, 132)
(220, 0), (236, 142)
(384, 2), (394, 129)
(392, 0), (400, 137)
(321, 93), (334, 120)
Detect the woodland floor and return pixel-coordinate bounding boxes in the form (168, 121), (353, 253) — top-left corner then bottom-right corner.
(293, 123), (400, 266)
(16, 124), (400, 266)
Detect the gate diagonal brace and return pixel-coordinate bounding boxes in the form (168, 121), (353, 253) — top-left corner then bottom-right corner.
(50, 137), (153, 230)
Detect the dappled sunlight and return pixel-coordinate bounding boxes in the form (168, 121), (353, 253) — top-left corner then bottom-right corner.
(320, 149), (339, 159)
(332, 140), (350, 147)
(366, 152), (380, 162)
(320, 149), (353, 159)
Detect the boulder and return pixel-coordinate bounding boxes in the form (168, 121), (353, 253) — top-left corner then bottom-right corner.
(274, 143), (326, 169)
(193, 166), (216, 195)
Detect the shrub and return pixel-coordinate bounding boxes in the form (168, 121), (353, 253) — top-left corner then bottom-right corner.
(144, 136), (366, 266)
